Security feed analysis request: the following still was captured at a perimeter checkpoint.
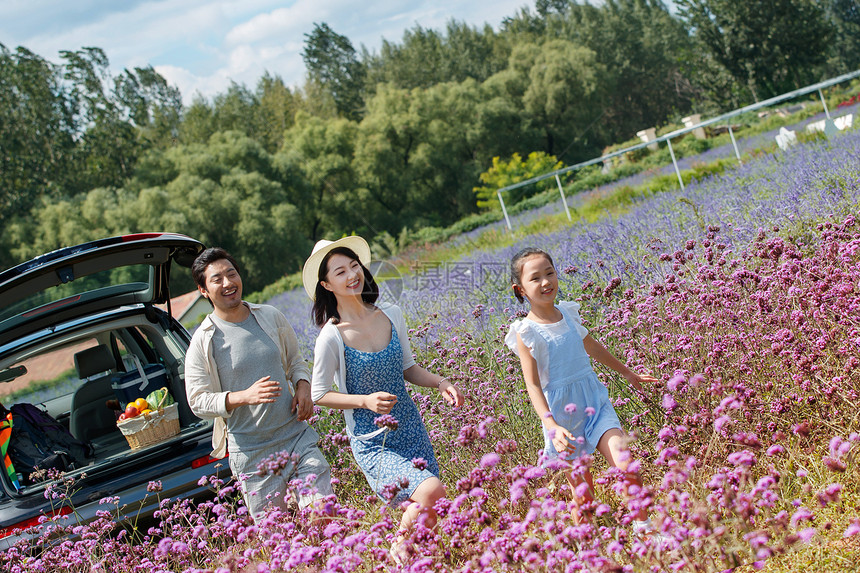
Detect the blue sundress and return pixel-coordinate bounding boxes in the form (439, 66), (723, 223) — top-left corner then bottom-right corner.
(505, 301), (622, 463)
(344, 322), (439, 504)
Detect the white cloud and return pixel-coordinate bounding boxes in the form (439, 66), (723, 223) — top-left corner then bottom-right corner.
(1, 0), (534, 104)
(226, 1), (321, 45)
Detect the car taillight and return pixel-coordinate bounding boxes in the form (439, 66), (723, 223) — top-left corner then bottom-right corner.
(191, 454), (225, 469)
(0, 505), (73, 539)
(121, 233), (164, 241)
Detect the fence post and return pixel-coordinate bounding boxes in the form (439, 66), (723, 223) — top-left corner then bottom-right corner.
(818, 88), (832, 119)
(497, 190), (513, 232)
(666, 138), (685, 190)
(555, 174), (572, 221)
(728, 124), (742, 164)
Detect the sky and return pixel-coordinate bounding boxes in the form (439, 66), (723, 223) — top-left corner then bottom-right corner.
(1, 0), (534, 104)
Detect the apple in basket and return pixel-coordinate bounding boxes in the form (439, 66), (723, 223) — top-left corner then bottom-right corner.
(123, 404), (139, 420)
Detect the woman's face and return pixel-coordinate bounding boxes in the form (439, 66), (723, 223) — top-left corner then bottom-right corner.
(322, 253), (365, 297)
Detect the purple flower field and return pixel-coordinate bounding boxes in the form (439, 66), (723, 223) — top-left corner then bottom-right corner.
(4, 130), (860, 572)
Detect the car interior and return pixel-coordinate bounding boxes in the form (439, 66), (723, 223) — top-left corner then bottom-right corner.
(0, 312), (204, 482)
(70, 344), (120, 443)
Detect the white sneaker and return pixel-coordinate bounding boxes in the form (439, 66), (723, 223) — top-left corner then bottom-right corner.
(632, 519), (672, 549)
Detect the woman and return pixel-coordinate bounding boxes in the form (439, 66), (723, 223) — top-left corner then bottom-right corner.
(303, 236), (464, 562)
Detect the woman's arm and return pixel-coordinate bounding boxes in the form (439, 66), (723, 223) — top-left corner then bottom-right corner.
(582, 335), (658, 392)
(315, 390), (397, 414)
(516, 332), (574, 453)
(404, 365), (465, 407)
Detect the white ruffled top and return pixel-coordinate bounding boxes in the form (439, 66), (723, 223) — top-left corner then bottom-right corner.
(504, 300), (589, 390)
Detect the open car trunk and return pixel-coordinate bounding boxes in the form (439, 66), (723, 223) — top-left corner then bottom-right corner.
(2, 307), (209, 487)
(0, 234), (229, 543)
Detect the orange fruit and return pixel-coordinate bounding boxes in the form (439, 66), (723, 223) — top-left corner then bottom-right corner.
(134, 397), (151, 411)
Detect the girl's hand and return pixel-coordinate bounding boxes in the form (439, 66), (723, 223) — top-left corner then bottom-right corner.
(625, 372), (659, 393)
(363, 392), (397, 414)
(439, 379), (465, 408)
(548, 423), (576, 454)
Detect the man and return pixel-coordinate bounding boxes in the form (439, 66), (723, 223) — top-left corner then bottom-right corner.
(185, 247), (332, 521)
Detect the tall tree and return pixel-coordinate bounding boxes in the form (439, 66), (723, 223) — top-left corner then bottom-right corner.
(302, 23), (366, 121)
(178, 95), (216, 145)
(677, 0), (833, 102)
(276, 112), (359, 241)
(211, 82), (258, 135)
(823, 0), (860, 74)
(559, 0), (696, 143)
(521, 40), (607, 160)
(114, 64), (183, 148)
(61, 47), (140, 190)
(365, 21), (508, 90)
(60, 47), (185, 191)
(254, 73), (298, 153)
(0, 45), (76, 250)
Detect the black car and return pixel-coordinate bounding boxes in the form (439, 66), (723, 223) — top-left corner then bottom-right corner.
(0, 233), (229, 547)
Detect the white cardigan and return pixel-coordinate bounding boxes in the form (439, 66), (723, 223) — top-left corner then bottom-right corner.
(311, 304), (416, 440)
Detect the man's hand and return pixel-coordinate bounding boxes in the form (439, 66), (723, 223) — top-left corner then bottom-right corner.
(292, 379), (314, 421)
(226, 375), (281, 412)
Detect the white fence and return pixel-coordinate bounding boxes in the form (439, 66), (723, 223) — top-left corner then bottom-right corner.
(495, 68), (860, 231)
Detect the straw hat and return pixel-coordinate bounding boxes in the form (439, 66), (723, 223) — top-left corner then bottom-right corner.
(302, 236), (371, 300)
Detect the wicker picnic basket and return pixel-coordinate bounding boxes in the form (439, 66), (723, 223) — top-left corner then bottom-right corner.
(116, 403), (180, 449)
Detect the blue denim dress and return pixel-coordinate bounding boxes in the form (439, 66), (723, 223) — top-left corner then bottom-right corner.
(506, 301), (622, 462)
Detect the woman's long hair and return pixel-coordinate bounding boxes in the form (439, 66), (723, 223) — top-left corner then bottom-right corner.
(312, 246), (379, 326)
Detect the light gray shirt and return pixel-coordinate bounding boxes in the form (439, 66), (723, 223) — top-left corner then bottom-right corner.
(210, 312), (299, 453)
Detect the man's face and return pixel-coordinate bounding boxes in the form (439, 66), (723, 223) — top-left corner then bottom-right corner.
(199, 259), (243, 312)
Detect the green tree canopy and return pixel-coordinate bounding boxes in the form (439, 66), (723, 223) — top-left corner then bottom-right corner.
(365, 21), (508, 90)
(521, 40), (607, 160)
(302, 23), (367, 121)
(0, 45), (76, 252)
(677, 0), (832, 102)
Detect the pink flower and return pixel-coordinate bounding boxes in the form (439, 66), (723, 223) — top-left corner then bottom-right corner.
(662, 394), (678, 411)
(727, 450), (756, 467)
(714, 415), (732, 433)
(790, 507), (813, 527)
(373, 414), (399, 431)
(667, 375), (685, 391)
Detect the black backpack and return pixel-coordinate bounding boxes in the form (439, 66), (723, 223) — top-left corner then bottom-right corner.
(6, 403), (94, 484)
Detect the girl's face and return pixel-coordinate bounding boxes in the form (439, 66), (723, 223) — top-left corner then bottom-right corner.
(322, 253), (365, 297)
(517, 254), (558, 304)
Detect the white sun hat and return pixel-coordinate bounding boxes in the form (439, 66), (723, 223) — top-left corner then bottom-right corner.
(302, 236), (371, 300)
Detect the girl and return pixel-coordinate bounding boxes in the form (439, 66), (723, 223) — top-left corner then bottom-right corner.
(303, 236), (465, 562)
(505, 247), (658, 529)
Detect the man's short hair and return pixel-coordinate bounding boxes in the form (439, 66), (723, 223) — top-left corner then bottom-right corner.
(192, 247), (240, 289)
